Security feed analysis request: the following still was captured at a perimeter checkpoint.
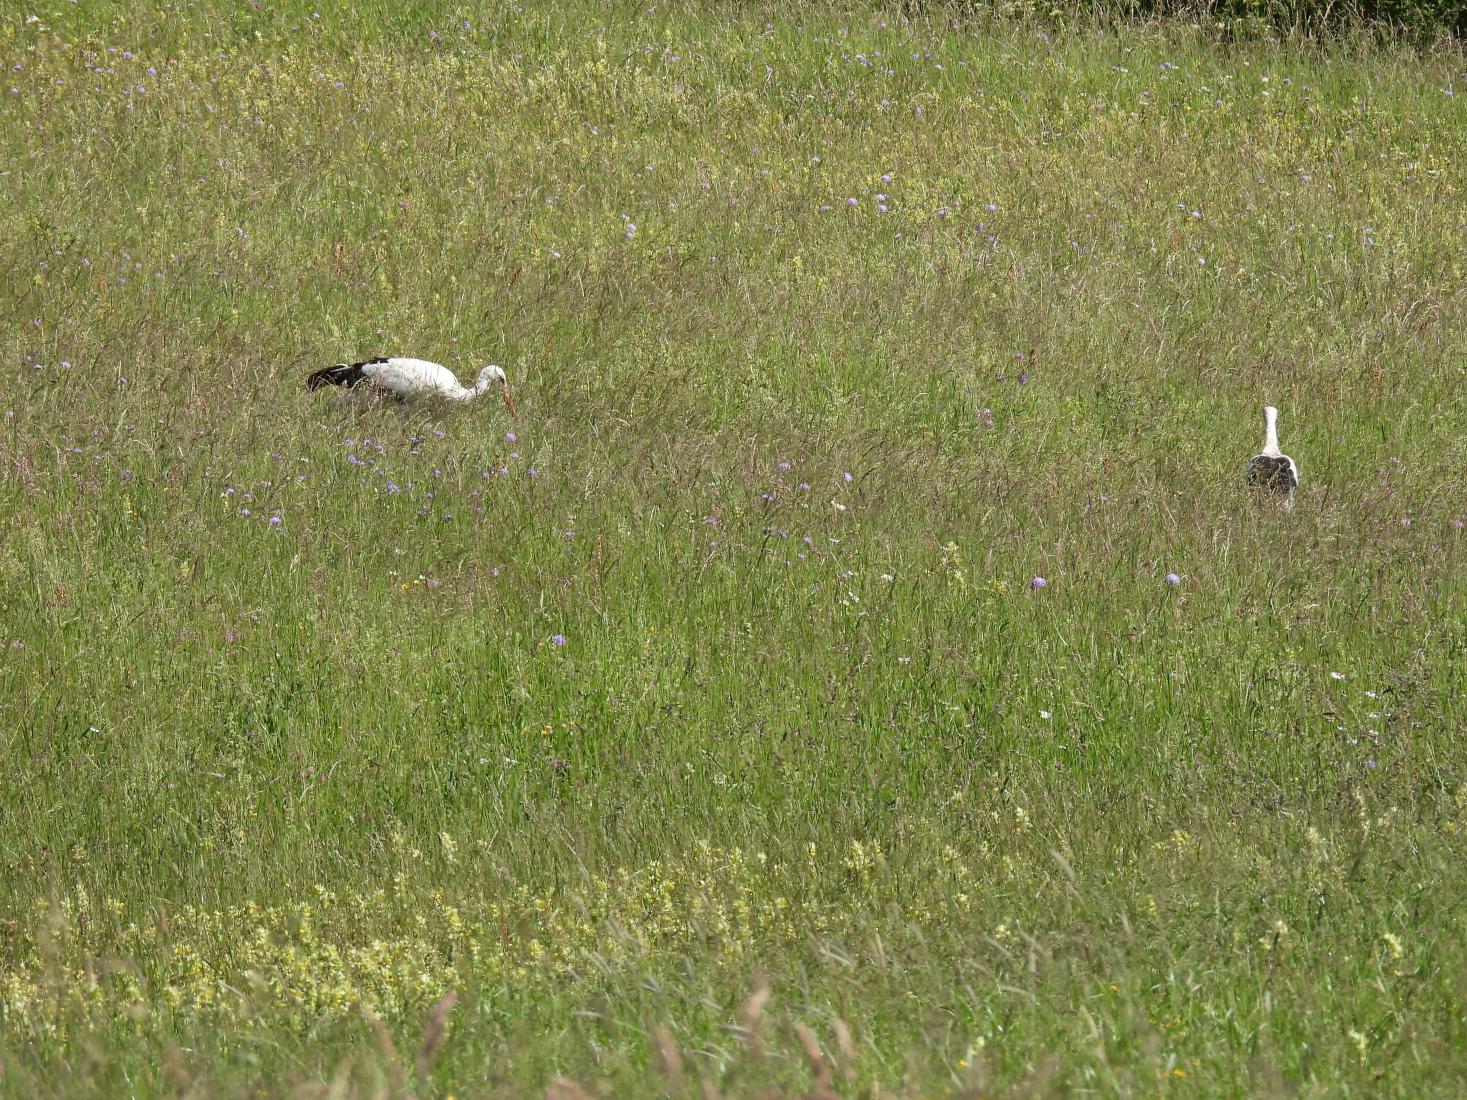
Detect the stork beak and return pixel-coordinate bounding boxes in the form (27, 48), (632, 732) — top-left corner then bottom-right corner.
(501, 383), (519, 420)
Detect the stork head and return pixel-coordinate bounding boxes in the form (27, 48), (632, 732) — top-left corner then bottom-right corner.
(476, 365), (518, 420)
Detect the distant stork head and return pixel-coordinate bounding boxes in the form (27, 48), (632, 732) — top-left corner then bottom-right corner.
(1247, 405), (1299, 503)
(476, 365), (518, 420)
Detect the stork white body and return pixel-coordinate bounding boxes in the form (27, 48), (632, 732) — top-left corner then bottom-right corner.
(308, 357), (517, 417)
(1246, 405), (1299, 503)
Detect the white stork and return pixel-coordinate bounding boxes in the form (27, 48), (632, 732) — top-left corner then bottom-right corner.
(307, 357), (518, 418)
(1246, 405), (1299, 503)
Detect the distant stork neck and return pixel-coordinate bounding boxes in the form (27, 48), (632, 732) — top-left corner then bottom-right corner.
(1262, 406), (1283, 456)
(457, 372), (490, 403)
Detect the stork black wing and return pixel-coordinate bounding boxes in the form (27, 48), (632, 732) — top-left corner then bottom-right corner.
(1247, 455), (1297, 493)
(306, 358), (389, 391)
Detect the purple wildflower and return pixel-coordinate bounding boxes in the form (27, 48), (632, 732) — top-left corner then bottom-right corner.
(1165, 573), (1181, 586)
(551, 634), (567, 647)
(1030, 576), (1047, 589)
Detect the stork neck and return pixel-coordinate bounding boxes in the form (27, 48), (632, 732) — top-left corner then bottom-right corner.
(446, 372), (486, 403)
(1262, 407), (1282, 456)
(468, 368), (500, 400)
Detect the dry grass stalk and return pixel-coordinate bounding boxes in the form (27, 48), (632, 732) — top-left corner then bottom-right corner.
(545, 1077), (596, 1100)
(653, 1025), (687, 1094)
(361, 1007), (405, 1097)
(739, 981), (773, 1059)
(793, 1022), (838, 1100)
(415, 991), (459, 1081)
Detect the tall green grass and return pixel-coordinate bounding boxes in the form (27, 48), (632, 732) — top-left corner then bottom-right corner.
(2, 2), (1465, 1095)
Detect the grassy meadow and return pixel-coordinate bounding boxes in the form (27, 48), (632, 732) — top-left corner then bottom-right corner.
(3, 2), (1466, 1095)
